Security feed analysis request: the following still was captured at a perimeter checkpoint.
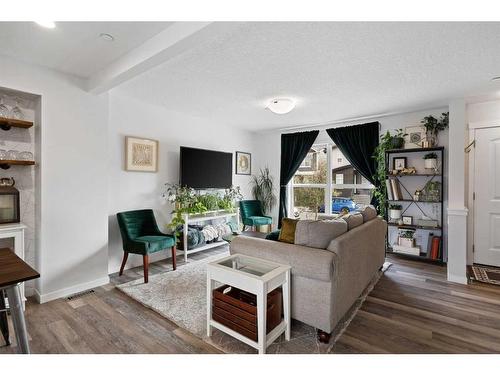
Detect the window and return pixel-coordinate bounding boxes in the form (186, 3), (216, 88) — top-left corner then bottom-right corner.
(290, 138), (375, 219)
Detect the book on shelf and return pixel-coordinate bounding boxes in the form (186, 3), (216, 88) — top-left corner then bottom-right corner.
(388, 178), (403, 200)
(430, 236), (441, 260)
(385, 179), (394, 200)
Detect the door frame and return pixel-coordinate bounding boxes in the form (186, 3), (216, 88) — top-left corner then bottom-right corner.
(467, 120), (500, 265)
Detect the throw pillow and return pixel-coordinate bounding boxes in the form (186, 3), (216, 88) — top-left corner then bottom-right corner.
(278, 218), (298, 244)
(295, 219), (348, 249)
(360, 205), (377, 222)
(342, 213), (364, 230)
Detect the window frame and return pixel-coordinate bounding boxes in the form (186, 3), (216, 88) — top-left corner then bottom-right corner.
(289, 141), (375, 217)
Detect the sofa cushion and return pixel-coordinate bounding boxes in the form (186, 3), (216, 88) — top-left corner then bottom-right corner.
(295, 219), (348, 249)
(278, 218), (298, 244)
(230, 236), (335, 282)
(342, 213), (364, 230)
(360, 205), (377, 222)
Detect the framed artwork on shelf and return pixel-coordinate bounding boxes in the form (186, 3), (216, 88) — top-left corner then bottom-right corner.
(402, 216), (413, 225)
(404, 126), (426, 149)
(393, 157), (407, 171)
(125, 136), (158, 172)
(235, 151), (251, 175)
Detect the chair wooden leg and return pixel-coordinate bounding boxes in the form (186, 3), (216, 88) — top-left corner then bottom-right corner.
(119, 252), (129, 276)
(171, 246), (177, 270)
(268, 224), (272, 233)
(143, 255), (149, 283)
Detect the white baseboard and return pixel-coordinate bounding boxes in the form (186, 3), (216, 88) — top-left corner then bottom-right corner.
(447, 274), (468, 285)
(34, 276), (110, 304)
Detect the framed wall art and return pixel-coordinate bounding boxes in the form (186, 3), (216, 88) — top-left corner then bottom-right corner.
(235, 151), (251, 175)
(404, 126), (426, 149)
(125, 136), (158, 172)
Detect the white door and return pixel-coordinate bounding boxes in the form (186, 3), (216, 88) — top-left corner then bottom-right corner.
(474, 127), (500, 266)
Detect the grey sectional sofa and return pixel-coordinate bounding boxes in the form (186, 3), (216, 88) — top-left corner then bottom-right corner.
(229, 209), (387, 341)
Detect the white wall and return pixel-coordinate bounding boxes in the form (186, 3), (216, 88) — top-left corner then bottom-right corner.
(0, 55), (109, 302)
(107, 91), (258, 273)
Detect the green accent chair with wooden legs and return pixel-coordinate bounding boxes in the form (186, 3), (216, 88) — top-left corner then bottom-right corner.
(116, 209), (176, 283)
(239, 200), (273, 232)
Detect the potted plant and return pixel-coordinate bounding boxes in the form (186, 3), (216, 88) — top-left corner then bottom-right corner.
(391, 129), (407, 149)
(250, 167), (277, 215)
(398, 230), (415, 248)
(388, 204), (403, 221)
(421, 112), (449, 146)
(423, 152), (438, 170)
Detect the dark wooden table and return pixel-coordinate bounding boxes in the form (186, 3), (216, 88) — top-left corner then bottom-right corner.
(0, 248), (40, 353)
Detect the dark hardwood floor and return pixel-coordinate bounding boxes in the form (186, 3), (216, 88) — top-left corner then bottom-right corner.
(2, 247), (500, 354)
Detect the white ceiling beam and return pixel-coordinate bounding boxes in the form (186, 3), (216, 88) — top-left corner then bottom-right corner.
(87, 22), (213, 93)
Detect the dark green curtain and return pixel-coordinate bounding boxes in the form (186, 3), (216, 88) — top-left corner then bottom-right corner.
(278, 130), (319, 228)
(326, 122), (380, 205)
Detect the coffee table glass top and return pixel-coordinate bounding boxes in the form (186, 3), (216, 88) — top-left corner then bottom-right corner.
(216, 254), (280, 277)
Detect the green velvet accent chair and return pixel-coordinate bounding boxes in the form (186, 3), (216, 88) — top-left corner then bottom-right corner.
(239, 200), (273, 232)
(117, 209), (176, 283)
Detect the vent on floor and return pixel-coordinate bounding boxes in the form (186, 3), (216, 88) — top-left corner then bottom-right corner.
(66, 289), (95, 301)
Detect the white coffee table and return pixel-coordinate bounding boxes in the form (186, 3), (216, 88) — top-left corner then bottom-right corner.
(206, 254), (291, 354)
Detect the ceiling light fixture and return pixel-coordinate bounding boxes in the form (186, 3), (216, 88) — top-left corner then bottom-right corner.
(491, 76), (500, 82)
(35, 21), (56, 29)
(266, 98), (296, 114)
(99, 33), (115, 42)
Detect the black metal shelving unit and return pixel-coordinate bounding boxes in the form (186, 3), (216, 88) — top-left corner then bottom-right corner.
(384, 147), (445, 264)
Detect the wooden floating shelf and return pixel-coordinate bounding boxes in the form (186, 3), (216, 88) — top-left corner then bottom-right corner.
(0, 117), (34, 131)
(0, 160), (35, 170)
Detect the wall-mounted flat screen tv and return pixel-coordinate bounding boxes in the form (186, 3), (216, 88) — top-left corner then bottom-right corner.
(180, 146), (232, 189)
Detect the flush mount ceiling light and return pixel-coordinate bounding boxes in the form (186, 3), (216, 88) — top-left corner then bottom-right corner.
(35, 21), (56, 29)
(266, 98), (296, 114)
(491, 76), (500, 81)
(99, 33), (115, 42)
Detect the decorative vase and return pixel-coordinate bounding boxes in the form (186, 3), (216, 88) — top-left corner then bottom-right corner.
(426, 131), (438, 147)
(424, 158), (437, 169)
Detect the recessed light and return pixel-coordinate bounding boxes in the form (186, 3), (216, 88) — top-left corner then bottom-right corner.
(266, 98), (296, 114)
(35, 21), (56, 29)
(99, 33), (115, 42)
(492, 76), (500, 82)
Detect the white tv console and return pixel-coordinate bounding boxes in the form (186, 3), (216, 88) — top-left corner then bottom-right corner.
(180, 208), (240, 262)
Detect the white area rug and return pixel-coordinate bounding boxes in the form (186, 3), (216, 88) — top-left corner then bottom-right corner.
(116, 252), (391, 354)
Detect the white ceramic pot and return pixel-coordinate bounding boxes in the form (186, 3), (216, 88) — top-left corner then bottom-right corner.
(424, 158), (437, 169)
(389, 209), (402, 221)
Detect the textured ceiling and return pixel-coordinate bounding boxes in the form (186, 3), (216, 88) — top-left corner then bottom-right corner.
(0, 22), (171, 77)
(115, 22), (500, 130)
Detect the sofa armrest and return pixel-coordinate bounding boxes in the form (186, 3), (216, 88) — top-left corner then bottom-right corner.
(325, 217), (387, 322)
(230, 236), (335, 282)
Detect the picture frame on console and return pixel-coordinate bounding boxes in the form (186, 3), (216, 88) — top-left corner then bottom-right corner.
(235, 151), (251, 175)
(125, 136), (159, 172)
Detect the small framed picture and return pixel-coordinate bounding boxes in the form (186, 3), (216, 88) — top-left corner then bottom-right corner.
(402, 216), (413, 225)
(404, 126), (426, 149)
(235, 151), (251, 175)
(393, 157), (407, 171)
(125, 136), (158, 172)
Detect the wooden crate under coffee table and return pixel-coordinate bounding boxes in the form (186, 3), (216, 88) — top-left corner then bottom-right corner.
(207, 254), (291, 354)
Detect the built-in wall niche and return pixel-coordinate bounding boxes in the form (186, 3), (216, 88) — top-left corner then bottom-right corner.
(0, 86), (40, 296)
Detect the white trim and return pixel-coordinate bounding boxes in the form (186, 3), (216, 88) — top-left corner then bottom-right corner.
(467, 127), (475, 266)
(447, 207), (469, 216)
(468, 119), (500, 129)
(447, 274), (468, 285)
(34, 276), (110, 304)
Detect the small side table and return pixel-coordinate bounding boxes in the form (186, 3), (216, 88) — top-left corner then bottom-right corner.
(0, 248), (40, 354)
(207, 254), (291, 354)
